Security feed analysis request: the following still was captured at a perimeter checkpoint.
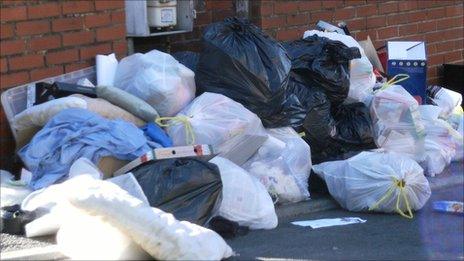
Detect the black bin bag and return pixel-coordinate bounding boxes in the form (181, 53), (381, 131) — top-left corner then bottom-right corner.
(131, 158), (222, 225)
(275, 73), (330, 131)
(283, 35), (361, 106)
(172, 51), (200, 73)
(196, 17), (292, 127)
(306, 102), (377, 164)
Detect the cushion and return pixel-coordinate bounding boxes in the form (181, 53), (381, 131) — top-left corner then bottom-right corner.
(96, 85), (159, 122)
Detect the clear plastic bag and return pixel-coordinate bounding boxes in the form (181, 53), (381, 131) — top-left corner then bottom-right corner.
(210, 157), (278, 229)
(420, 105), (461, 176)
(114, 49), (196, 117)
(312, 151), (431, 217)
(370, 85), (425, 161)
(164, 92), (266, 147)
(242, 127), (312, 203)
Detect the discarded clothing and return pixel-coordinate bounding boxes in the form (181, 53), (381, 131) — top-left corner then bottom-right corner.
(142, 122), (173, 148)
(19, 108), (152, 190)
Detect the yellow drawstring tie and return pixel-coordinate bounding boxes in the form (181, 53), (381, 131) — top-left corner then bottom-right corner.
(369, 177), (414, 219)
(380, 74), (410, 91)
(155, 115), (195, 145)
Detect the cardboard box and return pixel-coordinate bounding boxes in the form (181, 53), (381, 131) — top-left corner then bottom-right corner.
(387, 41), (427, 104)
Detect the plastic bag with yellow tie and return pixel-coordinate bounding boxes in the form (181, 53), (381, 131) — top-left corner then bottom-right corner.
(312, 150), (431, 218)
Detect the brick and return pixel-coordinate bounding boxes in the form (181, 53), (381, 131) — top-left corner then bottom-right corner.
(30, 66), (63, 81)
(0, 24), (14, 39)
(436, 17), (460, 30)
(96, 24), (125, 42)
(259, 3), (273, 16)
(62, 31), (94, 46)
(84, 13), (112, 28)
(46, 49), (79, 65)
(366, 16), (386, 29)
(445, 5), (463, 16)
(444, 50), (462, 62)
(334, 8), (356, 21)
(195, 12), (212, 26)
(356, 29), (378, 42)
(0, 71), (29, 90)
(287, 14), (308, 26)
(407, 11), (427, 23)
(0, 58), (7, 73)
(346, 18), (366, 31)
(111, 10), (125, 23)
(16, 20), (50, 36)
(212, 9), (235, 22)
(418, 21), (436, 33)
(399, 23), (418, 36)
(65, 60), (93, 73)
(79, 43), (112, 60)
(27, 2), (60, 19)
(346, 0), (366, 6)
(276, 27), (304, 41)
(95, 0), (125, 11)
(207, 0), (233, 10)
(1, 0), (29, 5)
(29, 35), (61, 51)
(113, 41), (128, 58)
(435, 41), (456, 54)
(322, 0), (343, 9)
(298, 1), (321, 11)
(378, 2), (398, 14)
(0, 39), (26, 55)
(261, 16), (286, 29)
(274, 1), (299, 15)
(426, 7), (446, 19)
(377, 26), (398, 40)
(9, 54), (44, 71)
(428, 54), (444, 66)
(52, 17), (83, 32)
(398, 1), (418, 11)
(387, 13), (409, 26)
(425, 31), (443, 43)
(356, 5), (377, 17)
(62, 1), (94, 14)
(310, 11), (334, 23)
(0, 6), (27, 22)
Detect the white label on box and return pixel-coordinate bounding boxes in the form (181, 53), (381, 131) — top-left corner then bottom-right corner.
(161, 9), (174, 23)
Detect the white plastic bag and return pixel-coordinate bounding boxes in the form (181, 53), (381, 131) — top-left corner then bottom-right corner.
(66, 176), (233, 260)
(312, 151), (431, 217)
(419, 105), (461, 176)
(164, 92), (266, 147)
(303, 30), (376, 104)
(57, 209), (150, 260)
(209, 157), (277, 229)
(427, 86), (462, 119)
(242, 127), (312, 203)
(448, 106), (464, 161)
(114, 49), (196, 117)
(370, 85), (425, 161)
(1, 170), (32, 208)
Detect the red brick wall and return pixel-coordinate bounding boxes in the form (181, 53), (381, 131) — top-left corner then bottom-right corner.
(250, 0), (464, 85)
(0, 0), (128, 171)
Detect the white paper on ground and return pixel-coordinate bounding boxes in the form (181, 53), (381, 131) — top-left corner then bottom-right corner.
(96, 53), (118, 86)
(291, 217), (366, 229)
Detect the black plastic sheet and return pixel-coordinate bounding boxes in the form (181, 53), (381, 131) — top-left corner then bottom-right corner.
(131, 157), (222, 225)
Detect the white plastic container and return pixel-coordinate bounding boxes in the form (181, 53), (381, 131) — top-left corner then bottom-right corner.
(147, 0), (177, 28)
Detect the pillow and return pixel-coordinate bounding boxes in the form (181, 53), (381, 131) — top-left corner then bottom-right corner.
(96, 85), (159, 122)
(13, 97), (87, 149)
(71, 94), (145, 127)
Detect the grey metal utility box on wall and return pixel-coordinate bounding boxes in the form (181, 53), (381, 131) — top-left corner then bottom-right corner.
(125, 0), (195, 53)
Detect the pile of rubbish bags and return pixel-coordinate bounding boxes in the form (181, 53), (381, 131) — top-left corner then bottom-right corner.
(1, 17), (463, 260)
